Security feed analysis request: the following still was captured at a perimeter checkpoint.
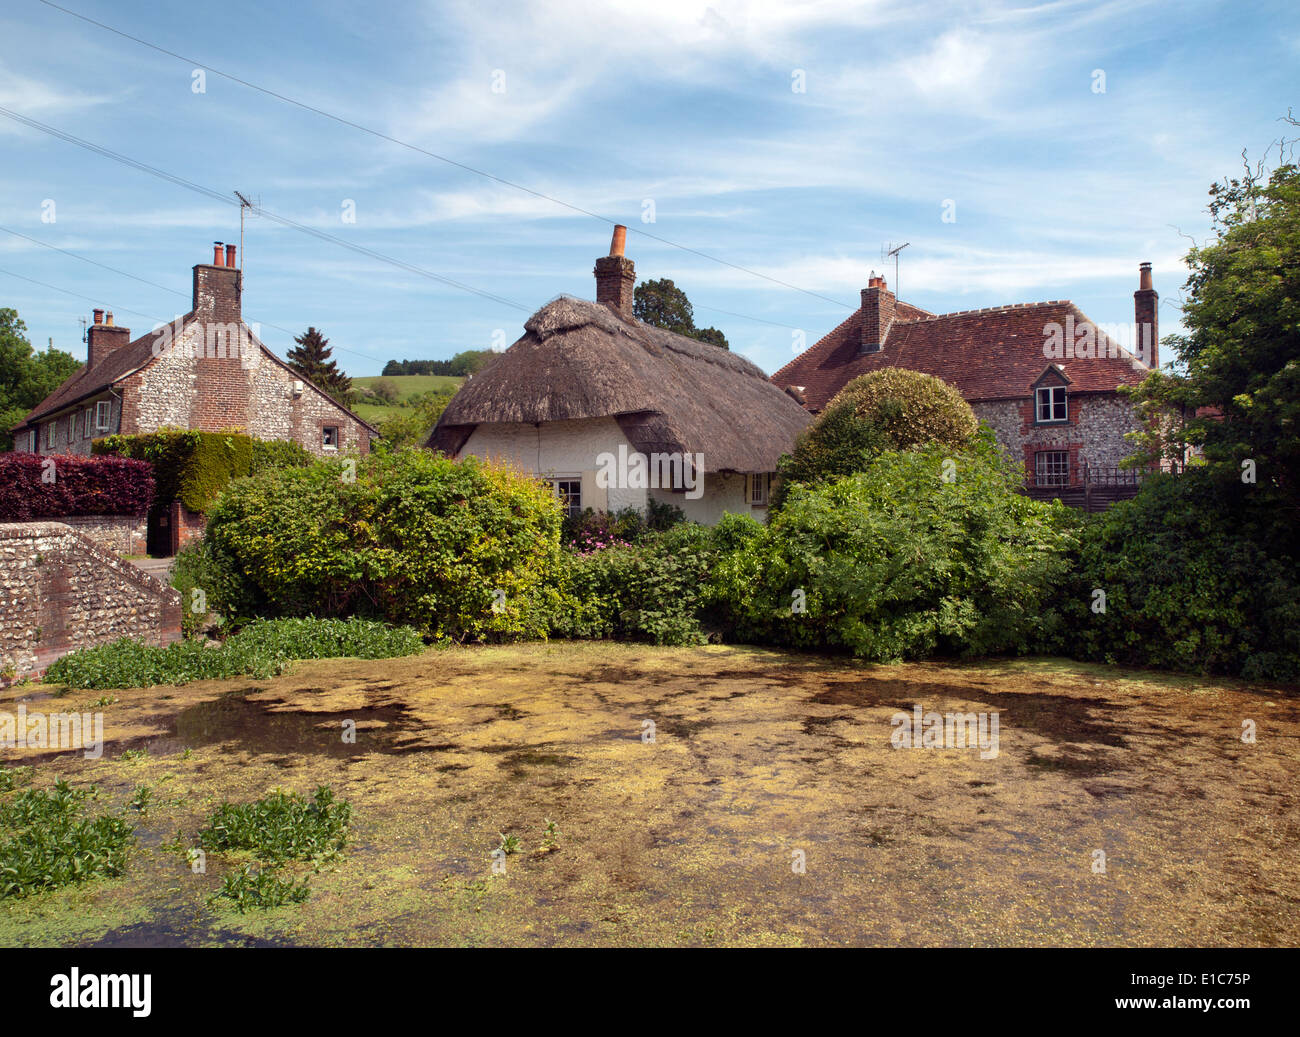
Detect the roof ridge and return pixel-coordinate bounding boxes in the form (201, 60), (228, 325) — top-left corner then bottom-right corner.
(906, 300), (1070, 323)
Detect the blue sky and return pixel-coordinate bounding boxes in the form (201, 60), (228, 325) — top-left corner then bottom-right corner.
(1, 0), (1297, 377)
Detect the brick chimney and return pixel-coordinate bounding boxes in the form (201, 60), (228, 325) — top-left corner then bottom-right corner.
(194, 240), (242, 324)
(1134, 262), (1158, 368)
(859, 271), (895, 354)
(594, 225), (635, 317)
(86, 308), (131, 368)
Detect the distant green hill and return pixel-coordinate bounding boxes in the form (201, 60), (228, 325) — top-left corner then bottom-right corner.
(351, 374), (464, 424)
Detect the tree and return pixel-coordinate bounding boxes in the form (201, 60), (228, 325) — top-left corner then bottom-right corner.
(633, 278), (730, 349)
(0, 308), (81, 451)
(287, 327), (353, 407)
(1125, 140), (1300, 504)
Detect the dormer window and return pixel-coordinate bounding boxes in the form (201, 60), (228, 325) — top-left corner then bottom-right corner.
(1035, 385), (1068, 423)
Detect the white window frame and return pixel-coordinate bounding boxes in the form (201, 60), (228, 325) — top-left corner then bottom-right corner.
(548, 478), (582, 518)
(27, 429), (37, 452)
(322, 425), (340, 451)
(94, 400), (112, 433)
(1035, 385), (1068, 423)
(1035, 450), (1070, 487)
(44, 421), (56, 449)
(83, 408), (92, 438)
(749, 472), (771, 506)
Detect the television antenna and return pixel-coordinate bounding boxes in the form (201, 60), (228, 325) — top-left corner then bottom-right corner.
(234, 191), (258, 273)
(882, 241), (910, 298)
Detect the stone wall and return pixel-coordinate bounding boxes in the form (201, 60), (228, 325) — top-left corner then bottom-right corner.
(58, 514), (148, 556)
(121, 319), (372, 457)
(974, 390), (1142, 486)
(0, 522), (182, 676)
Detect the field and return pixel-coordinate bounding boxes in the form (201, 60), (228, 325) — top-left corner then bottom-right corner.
(2, 643), (1297, 947)
(350, 374), (464, 425)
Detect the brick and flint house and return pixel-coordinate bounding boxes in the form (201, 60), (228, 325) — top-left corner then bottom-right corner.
(772, 264), (1162, 506)
(430, 227), (812, 524)
(11, 242), (376, 458)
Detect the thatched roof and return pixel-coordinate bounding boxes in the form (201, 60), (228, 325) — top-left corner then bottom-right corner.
(429, 296), (811, 472)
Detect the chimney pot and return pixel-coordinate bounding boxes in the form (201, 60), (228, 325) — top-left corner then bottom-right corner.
(610, 225), (627, 258)
(92, 308), (104, 325)
(105, 311), (114, 327)
(225, 243), (237, 268)
(213, 241), (224, 267)
(1139, 261), (1153, 291)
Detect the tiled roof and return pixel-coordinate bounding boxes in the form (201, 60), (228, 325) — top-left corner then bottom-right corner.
(771, 299), (1150, 411)
(15, 323), (165, 428)
(14, 314), (378, 434)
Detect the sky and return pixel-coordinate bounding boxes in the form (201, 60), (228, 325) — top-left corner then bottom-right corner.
(0, 0), (1297, 378)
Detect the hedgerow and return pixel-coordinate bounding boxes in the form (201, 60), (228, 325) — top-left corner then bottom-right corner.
(0, 453), (154, 520)
(202, 451), (567, 641)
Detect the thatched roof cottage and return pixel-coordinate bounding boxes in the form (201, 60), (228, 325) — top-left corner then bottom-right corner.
(429, 228), (812, 524)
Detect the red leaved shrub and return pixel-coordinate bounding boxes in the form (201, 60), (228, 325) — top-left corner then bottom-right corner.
(0, 453), (154, 520)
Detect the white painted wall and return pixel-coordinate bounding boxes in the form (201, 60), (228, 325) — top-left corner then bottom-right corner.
(458, 417), (772, 525)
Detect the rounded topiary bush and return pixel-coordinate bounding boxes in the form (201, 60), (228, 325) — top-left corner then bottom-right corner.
(829, 368), (978, 450)
(773, 367), (977, 509)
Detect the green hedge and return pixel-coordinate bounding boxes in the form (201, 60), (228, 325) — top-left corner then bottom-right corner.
(94, 429), (254, 513)
(202, 451), (567, 641)
(1051, 468), (1300, 681)
(552, 523), (714, 645)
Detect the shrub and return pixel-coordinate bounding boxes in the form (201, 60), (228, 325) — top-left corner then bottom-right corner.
(561, 500), (685, 551)
(773, 368), (978, 509)
(44, 617), (425, 689)
(372, 390), (456, 452)
(553, 523), (715, 645)
(170, 539), (246, 637)
(0, 780), (134, 898)
(0, 453), (153, 520)
(94, 428), (254, 513)
(250, 438), (314, 475)
(1053, 468), (1300, 681)
(711, 434), (1075, 661)
(203, 451), (566, 641)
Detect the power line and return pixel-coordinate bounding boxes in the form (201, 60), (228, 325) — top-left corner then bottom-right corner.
(0, 106), (531, 314)
(0, 224), (384, 364)
(35, 0), (854, 311)
(0, 265), (171, 327)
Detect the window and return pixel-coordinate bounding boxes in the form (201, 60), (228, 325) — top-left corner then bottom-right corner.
(44, 421), (56, 449)
(83, 408), (92, 438)
(1035, 385), (1068, 423)
(322, 426), (340, 450)
(749, 472), (771, 506)
(1035, 450), (1070, 487)
(94, 400), (112, 433)
(549, 479), (582, 518)
(26, 429), (37, 453)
